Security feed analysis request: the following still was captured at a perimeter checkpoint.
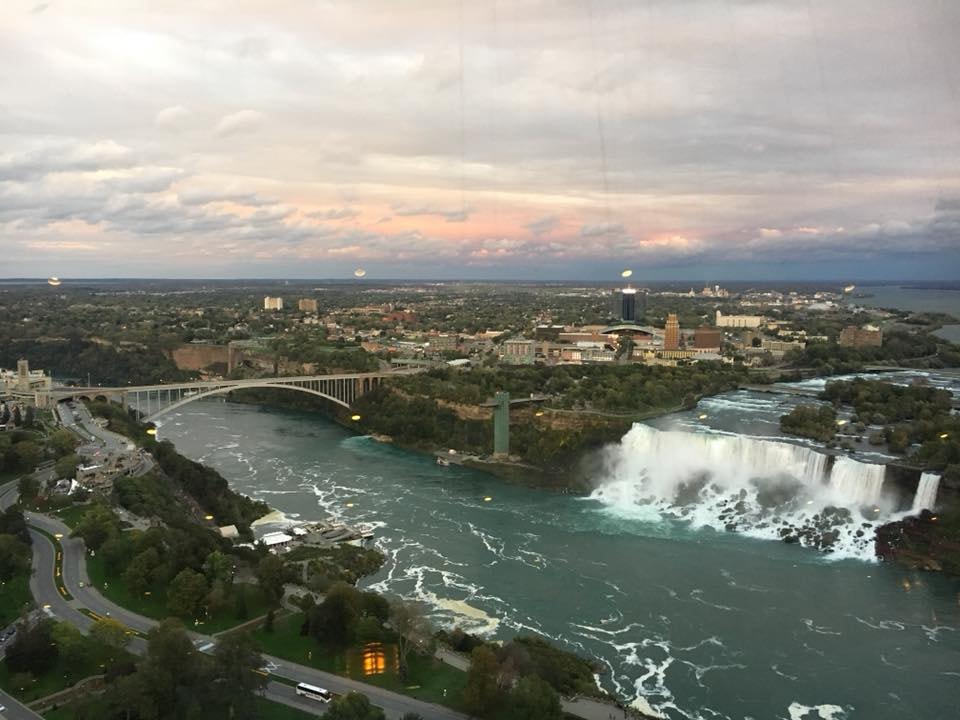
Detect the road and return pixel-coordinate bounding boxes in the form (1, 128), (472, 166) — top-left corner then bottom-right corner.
(1, 480), (470, 720)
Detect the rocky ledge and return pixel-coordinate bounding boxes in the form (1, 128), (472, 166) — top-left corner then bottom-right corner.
(876, 510), (960, 574)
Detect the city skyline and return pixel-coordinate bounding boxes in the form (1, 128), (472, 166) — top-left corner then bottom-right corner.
(2, 0), (959, 280)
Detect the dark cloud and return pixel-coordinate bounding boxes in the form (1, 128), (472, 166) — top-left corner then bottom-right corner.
(392, 203), (471, 222)
(525, 215), (559, 236)
(308, 207), (361, 220)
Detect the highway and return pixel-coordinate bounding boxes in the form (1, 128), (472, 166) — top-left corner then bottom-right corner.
(1, 481), (469, 720)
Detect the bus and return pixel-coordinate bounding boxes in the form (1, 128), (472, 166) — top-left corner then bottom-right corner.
(295, 682), (333, 703)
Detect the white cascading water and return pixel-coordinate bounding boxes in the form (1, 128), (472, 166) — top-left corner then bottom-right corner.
(591, 424), (892, 560)
(911, 472), (941, 512)
(828, 456), (886, 506)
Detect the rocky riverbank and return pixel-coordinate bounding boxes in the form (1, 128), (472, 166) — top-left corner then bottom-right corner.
(875, 508), (960, 574)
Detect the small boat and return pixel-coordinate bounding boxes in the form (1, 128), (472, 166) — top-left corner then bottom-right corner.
(436, 456), (450, 467)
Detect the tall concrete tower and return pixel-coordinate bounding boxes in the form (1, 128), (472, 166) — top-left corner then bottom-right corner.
(493, 391), (510, 457)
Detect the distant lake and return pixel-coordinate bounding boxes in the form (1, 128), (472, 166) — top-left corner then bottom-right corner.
(856, 285), (960, 343)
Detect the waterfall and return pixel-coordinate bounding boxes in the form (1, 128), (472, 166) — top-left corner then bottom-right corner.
(911, 472), (941, 512)
(591, 424), (891, 559)
(828, 456), (885, 506)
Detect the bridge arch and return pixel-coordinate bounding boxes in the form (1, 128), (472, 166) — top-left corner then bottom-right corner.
(145, 382), (350, 421)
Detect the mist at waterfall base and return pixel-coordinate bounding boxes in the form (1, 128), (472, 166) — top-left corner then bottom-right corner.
(157, 385), (960, 720)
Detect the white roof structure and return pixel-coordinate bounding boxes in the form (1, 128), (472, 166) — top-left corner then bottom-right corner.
(219, 525), (239, 539)
(261, 531), (294, 546)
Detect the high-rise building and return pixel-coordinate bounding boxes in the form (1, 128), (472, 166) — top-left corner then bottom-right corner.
(613, 288), (645, 323)
(263, 296), (284, 311)
(620, 288), (637, 322)
(298, 298), (318, 313)
(694, 326), (722, 351)
(664, 313), (680, 350)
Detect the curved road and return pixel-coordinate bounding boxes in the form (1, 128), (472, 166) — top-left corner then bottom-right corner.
(1, 481), (470, 720)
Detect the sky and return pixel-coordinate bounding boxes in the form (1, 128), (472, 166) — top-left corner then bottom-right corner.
(2, 0), (959, 281)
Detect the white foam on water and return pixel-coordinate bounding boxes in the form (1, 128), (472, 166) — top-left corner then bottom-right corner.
(786, 702), (849, 720)
(632, 696), (667, 718)
(251, 509), (288, 526)
(591, 424), (896, 561)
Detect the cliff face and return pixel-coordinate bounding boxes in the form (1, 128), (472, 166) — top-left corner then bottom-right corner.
(170, 343), (230, 371)
(875, 509), (960, 574)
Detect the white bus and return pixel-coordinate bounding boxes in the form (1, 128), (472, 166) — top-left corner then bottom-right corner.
(295, 682), (333, 703)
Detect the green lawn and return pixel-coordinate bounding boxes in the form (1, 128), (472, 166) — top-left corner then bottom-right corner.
(43, 695), (321, 719)
(86, 553), (272, 633)
(0, 572), (33, 627)
(0, 634), (126, 703)
(51, 503), (91, 530)
(252, 613), (467, 711)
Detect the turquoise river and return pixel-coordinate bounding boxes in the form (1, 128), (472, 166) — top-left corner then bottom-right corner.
(158, 373), (960, 720)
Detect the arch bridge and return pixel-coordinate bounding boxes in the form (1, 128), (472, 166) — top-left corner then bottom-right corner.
(41, 371), (414, 421)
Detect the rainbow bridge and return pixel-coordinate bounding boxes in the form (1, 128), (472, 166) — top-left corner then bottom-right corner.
(38, 370), (417, 421)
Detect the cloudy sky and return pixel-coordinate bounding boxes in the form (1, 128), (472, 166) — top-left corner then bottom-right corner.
(2, 0), (959, 280)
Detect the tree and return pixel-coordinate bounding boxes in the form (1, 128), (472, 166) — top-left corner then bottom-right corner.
(73, 504), (119, 550)
(505, 675), (562, 720)
(202, 550), (234, 584)
(234, 584), (249, 620)
(464, 645), (502, 716)
(309, 582), (360, 647)
(324, 692), (386, 720)
(389, 600), (432, 680)
(255, 554), (286, 607)
(105, 670), (159, 720)
(13, 441), (41, 472)
(0, 534), (30, 581)
(124, 547), (160, 597)
(0, 506), (29, 544)
(138, 618), (202, 715)
(99, 535), (135, 575)
(51, 621), (86, 666)
(90, 617), (132, 656)
(12, 406), (22, 427)
(55, 453), (81, 480)
(48, 428), (79, 457)
(4, 620), (59, 675)
(17, 474), (39, 502)
(211, 632), (267, 719)
(23, 406), (35, 429)
(166, 568), (209, 618)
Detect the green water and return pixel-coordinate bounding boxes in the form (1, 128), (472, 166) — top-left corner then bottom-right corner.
(160, 401), (960, 720)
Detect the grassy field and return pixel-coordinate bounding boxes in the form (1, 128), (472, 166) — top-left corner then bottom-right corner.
(86, 553), (272, 633)
(50, 503), (91, 530)
(252, 612), (467, 710)
(43, 694), (321, 719)
(0, 572), (33, 627)
(0, 633), (125, 703)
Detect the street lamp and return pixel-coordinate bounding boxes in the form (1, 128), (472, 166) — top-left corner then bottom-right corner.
(351, 414), (361, 421)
